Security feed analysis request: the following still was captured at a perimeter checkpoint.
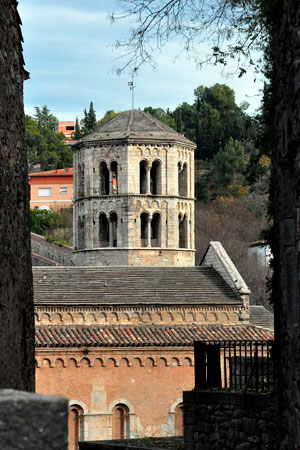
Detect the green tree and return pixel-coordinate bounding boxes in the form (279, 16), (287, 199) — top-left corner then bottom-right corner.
(96, 110), (120, 127)
(82, 101), (97, 134)
(34, 105), (58, 131)
(30, 208), (62, 235)
(73, 116), (82, 140)
(213, 138), (246, 188)
(143, 107), (176, 129)
(26, 109), (73, 171)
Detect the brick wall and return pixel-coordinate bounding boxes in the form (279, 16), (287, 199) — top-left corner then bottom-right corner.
(183, 391), (277, 450)
(0, 0), (35, 390)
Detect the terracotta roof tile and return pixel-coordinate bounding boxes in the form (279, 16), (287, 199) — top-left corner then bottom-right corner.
(35, 324), (274, 348)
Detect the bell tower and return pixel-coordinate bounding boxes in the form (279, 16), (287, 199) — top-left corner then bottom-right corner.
(72, 109), (196, 266)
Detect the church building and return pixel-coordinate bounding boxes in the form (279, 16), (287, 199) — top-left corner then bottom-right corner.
(33, 110), (273, 450)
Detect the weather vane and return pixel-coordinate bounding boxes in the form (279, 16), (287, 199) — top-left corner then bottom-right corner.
(128, 74), (136, 110)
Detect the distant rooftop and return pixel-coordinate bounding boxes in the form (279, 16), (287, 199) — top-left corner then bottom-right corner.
(74, 109), (195, 147)
(35, 323), (273, 348)
(33, 266), (240, 306)
(29, 168), (73, 177)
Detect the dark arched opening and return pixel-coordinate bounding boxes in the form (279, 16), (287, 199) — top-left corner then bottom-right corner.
(78, 216), (85, 249)
(179, 214), (187, 248)
(110, 212), (118, 247)
(141, 212), (149, 247)
(100, 162), (109, 195)
(78, 163), (85, 198)
(111, 161), (118, 194)
(178, 162), (188, 197)
(99, 213), (109, 247)
(68, 405), (83, 450)
(151, 213), (161, 247)
(112, 404), (130, 439)
(150, 160), (162, 195)
(140, 160), (148, 194)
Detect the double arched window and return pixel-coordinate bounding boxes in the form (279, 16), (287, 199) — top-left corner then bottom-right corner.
(99, 212), (118, 247)
(139, 160), (162, 195)
(140, 212), (161, 247)
(99, 161), (118, 195)
(112, 404), (130, 439)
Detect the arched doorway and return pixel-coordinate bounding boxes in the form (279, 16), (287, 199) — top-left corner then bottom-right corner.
(140, 160), (148, 194)
(151, 213), (161, 247)
(174, 403), (184, 436)
(68, 405), (83, 450)
(99, 213), (109, 247)
(112, 404), (130, 439)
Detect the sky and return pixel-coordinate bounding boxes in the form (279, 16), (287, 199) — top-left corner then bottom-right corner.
(19, 0), (264, 122)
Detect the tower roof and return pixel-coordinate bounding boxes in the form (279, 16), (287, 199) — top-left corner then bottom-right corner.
(74, 109), (195, 147)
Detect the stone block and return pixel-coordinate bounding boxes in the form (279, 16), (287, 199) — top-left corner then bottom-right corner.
(0, 389), (68, 449)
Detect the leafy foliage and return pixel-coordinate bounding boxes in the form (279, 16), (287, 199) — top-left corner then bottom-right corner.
(26, 112), (72, 171)
(30, 208), (63, 235)
(81, 101), (97, 135)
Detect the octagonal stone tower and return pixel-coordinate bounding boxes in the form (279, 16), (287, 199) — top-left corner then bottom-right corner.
(72, 109), (196, 266)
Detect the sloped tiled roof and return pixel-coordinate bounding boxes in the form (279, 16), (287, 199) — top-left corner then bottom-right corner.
(33, 266), (241, 306)
(73, 110), (195, 147)
(29, 168), (73, 177)
(35, 324), (274, 348)
(250, 305), (274, 330)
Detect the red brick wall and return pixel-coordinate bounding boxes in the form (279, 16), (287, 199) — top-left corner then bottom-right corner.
(36, 348), (194, 445)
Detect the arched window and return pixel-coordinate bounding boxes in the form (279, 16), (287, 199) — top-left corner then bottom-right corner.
(78, 163), (85, 198)
(100, 162), (109, 195)
(150, 160), (162, 195)
(178, 162), (188, 197)
(112, 404), (130, 439)
(140, 212), (149, 247)
(111, 161), (118, 194)
(179, 214), (187, 248)
(140, 160), (148, 194)
(151, 213), (161, 247)
(174, 403), (184, 436)
(68, 405), (83, 450)
(99, 213), (109, 247)
(78, 215), (85, 249)
(109, 212), (118, 247)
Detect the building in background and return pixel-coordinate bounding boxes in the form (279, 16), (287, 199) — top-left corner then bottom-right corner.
(58, 121), (75, 142)
(29, 168), (73, 210)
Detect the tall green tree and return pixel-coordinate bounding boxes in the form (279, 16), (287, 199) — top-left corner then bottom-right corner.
(213, 137), (246, 188)
(82, 101), (97, 134)
(34, 105), (58, 132)
(73, 116), (82, 140)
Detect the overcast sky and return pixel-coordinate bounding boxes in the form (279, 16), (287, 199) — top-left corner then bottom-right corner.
(19, 0), (264, 122)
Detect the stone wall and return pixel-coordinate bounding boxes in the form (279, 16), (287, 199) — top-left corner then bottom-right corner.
(31, 233), (73, 266)
(183, 391), (277, 450)
(0, 0), (35, 391)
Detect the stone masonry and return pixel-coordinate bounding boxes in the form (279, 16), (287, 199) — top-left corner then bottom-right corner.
(183, 391), (277, 450)
(72, 109), (196, 266)
(0, 0), (35, 391)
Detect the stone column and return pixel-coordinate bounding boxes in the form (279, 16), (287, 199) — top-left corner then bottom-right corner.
(108, 218), (113, 247)
(146, 167), (151, 194)
(109, 170), (113, 195)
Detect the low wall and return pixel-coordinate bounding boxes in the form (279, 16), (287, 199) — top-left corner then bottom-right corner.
(183, 390), (277, 450)
(31, 233), (73, 266)
(79, 437), (183, 450)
